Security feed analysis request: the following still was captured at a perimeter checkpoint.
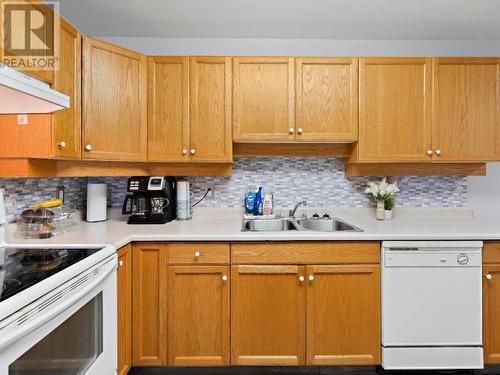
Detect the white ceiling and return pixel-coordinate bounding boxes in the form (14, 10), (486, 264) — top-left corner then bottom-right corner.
(57, 0), (500, 40)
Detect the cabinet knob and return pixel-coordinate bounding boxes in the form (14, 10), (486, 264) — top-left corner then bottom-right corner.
(298, 275), (305, 282)
(308, 275), (315, 282)
(289, 128), (295, 134)
(435, 149), (441, 156)
(85, 144), (93, 151)
(118, 260), (123, 268)
(427, 150), (433, 156)
(297, 128), (303, 135)
(58, 141), (66, 149)
(190, 149), (196, 155)
(194, 251), (201, 257)
(486, 274), (493, 280)
(222, 275), (228, 282)
(182, 149), (188, 155)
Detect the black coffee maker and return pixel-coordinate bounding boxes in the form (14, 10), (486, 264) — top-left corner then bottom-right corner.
(122, 176), (177, 224)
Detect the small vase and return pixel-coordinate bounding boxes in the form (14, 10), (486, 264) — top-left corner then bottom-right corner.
(385, 209), (393, 221)
(376, 200), (385, 220)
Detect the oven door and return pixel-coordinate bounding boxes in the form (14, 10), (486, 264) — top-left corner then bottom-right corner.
(0, 254), (117, 375)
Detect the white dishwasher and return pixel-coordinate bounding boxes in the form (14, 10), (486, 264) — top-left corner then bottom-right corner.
(381, 241), (483, 370)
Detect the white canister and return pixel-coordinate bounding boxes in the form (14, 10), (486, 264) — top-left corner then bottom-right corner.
(86, 183), (107, 222)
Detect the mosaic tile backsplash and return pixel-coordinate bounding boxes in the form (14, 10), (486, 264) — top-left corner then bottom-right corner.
(0, 157), (468, 221)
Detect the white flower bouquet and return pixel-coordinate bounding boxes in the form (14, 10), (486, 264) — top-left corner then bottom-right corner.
(364, 178), (399, 203)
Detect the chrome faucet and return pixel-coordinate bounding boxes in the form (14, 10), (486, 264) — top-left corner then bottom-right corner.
(289, 200), (308, 218)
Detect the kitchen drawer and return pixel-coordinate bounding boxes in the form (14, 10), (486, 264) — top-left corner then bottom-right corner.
(168, 243), (230, 265)
(231, 242), (380, 265)
(484, 242), (500, 264)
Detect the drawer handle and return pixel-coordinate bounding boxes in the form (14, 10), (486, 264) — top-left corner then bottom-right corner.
(486, 274), (493, 280)
(222, 275), (228, 282)
(194, 251), (201, 257)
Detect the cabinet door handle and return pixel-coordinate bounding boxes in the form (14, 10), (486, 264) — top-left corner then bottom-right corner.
(222, 275), (228, 282)
(486, 274), (493, 280)
(298, 275), (305, 282)
(435, 149), (441, 156)
(297, 128), (303, 135)
(194, 251), (201, 257)
(58, 141), (66, 149)
(182, 149), (188, 155)
(427, 150), (433, 156)
(289, 128), (295, 134)
(190, 149), (196, 155)
(85, 144), (93, 151)
(118, 260), (123, 268)
(308, 275), (315, 282)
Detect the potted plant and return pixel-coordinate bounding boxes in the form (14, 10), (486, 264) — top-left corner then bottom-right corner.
(364, 178), (399, 221)
(384, 194), (396, 220)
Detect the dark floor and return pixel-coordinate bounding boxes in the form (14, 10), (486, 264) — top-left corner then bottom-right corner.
(129, 366), (500, 375)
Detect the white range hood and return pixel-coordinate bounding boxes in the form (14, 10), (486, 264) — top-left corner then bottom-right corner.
(0, 64), (70, 114)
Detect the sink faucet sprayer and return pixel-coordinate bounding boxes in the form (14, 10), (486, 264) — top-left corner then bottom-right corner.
(289, 200), (308, 218)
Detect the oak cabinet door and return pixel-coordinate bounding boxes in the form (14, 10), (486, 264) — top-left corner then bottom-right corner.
(82, 37), (147, 161)
(4, 1), (54, 84)
(148, 57), (189, 162)
(117, 245), (132, 375)
(483, 265), (500, 364)
(306, 265), (380, 365)
(189, 57), (232, 162)
(358, 58), (432, 162)
(168, 266), (230, 366)
(52, 17), (81, 159)
(433, 58), (500, 161)
(233, 57), (295, 142)
(296, 58), (358, 142)
(231, 265), (306, 366)
(132, 243), (168, 366)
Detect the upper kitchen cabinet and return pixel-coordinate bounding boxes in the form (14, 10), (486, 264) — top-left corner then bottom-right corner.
(52, 17), (81, 159)
(189, 57), (232, 162)
(82, 36), (147, 161)
(0, 15), (81, 160)
(433, 58), (500, 161)
(148, 57), (189, 162)
(233, 57), (295, 142)
(2, 0), (55, 84)
(295, 58), (358, 142)
(356, 58), (433, 162)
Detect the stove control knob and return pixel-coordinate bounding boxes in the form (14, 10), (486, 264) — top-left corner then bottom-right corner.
(312, 213), (320, 218)
(457, 253), (469, 265)
(322, 213), (331, 219)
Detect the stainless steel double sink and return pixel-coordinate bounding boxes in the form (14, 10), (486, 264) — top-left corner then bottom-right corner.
(241, 217), (363, 233)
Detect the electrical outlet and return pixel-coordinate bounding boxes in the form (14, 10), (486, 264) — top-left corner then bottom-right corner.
(207, 187), (215, 200)
(17, 114), (28, 125)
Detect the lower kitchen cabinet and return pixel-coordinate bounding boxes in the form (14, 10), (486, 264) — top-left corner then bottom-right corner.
(483, 264), (500, 364)
(168, 266), (230, 366)
(132, 243), (168, 366)
(306, 265), (380, 365)
(117, 245), (132, 375)
(231, 265), (306, 366)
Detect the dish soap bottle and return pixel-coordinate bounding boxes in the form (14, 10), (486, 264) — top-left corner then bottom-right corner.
(254, 186), (263, 215)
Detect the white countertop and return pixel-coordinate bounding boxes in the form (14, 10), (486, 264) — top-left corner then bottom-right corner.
(5, 207), (500, 249)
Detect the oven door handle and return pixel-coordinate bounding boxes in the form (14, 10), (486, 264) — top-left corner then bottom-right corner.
(0, 257), (116, 350)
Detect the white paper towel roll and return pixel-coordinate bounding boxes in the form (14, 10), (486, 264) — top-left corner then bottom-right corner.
(87, 183), (107, 222)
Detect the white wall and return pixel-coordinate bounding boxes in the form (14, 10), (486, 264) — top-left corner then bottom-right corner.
(101, 36), (500, 217)
(100, 37), (500, 56)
